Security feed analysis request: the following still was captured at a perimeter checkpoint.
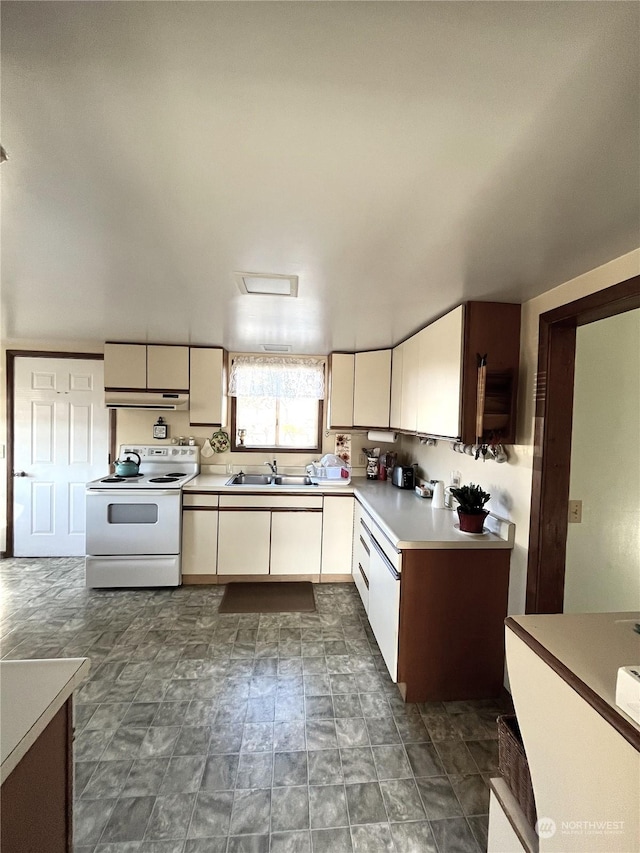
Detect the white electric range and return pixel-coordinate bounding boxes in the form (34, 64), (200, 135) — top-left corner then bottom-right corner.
(85, 445), (200, 588)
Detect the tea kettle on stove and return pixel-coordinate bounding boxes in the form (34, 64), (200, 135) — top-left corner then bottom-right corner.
(114, 451), (141, 477)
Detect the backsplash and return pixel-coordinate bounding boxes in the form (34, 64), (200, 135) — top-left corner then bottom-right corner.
(115, 409), (398, 476)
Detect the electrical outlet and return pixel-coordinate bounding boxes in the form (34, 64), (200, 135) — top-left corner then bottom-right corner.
(568, 500), (582, 523)
(358, 453), (366, 466)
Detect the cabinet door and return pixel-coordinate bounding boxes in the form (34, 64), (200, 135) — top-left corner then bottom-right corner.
(419, 306), (463, 438)
(321, 496), (355, 576)
(389, 344), (403, 431)
(190, 347), (226, 426)
(104, 344), (146, 389)
(147, 345), (189, 391)
(400, 333), (419, 432)
(351, 503), (370, 611)
(271, 511), (322, 575)
(367, 540), (400, 682)
(328, 353), (354, 428)
(217, 510), (270, 575)
(353, 350), (391, 428)
(182, 508), (218, 576)
(416, 326), (432, 434)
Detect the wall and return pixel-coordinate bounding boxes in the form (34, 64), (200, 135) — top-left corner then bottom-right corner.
(401, 248), (640, 617)
(563, 309), (640, 612)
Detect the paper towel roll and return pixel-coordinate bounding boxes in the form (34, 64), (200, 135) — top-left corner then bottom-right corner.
(366, 430), (398, 443)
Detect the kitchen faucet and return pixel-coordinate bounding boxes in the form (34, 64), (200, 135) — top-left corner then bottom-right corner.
(265, 459), (278, 476)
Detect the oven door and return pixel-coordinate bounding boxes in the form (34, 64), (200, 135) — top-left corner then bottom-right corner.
(86, 489), (181, 556)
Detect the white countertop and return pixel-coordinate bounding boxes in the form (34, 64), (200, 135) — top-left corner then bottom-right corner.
(185, 473), (355, 492)
(353, 479), (514, 550)
(1, 657), (90, 783)
(184, 475), (514, 551)
(507, 612), (640, 738)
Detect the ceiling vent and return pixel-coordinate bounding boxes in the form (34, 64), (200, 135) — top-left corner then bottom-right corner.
(235, 272), (299, 297)
(262, 344), (291, 353)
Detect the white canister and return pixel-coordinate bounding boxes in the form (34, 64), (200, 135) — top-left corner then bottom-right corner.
(431, 481), (445, 509)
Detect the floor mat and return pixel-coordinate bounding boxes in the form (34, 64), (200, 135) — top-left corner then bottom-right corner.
(218, 581), (316, 613)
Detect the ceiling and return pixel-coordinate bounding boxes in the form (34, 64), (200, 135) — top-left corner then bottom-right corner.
(1, 1), (638, 354)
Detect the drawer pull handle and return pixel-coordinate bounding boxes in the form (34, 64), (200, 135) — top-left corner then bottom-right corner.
(370, 534), (401, 580)
(359, 535), (370, 556)
(358, 563), (369, 589)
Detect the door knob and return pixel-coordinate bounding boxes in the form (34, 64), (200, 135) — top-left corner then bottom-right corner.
(12, 471), (28, 477)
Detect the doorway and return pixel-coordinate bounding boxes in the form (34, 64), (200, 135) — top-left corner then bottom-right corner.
(563, 309), (640, 612)
(8, 353), (110, 557)
(526, 275), (640, 613)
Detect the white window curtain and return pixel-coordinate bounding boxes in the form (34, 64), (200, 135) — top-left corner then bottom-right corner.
(228, 356), (325, 399)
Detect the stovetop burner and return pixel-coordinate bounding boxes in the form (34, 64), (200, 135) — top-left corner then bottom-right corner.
(101, 476), (126, 483)
(148, 476), (180, 483)
(167, 472), (187, 477)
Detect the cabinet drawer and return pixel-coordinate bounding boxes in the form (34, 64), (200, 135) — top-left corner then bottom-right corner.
(183, 494), (218, 508)
(220, 495), (322, 509)
(353, 557), (370, 612)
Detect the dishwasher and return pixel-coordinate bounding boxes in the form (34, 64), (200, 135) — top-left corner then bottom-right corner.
(367, 529), (401, 682)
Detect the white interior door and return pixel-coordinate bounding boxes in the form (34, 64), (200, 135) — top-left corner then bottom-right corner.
(13, 357), (110, 556)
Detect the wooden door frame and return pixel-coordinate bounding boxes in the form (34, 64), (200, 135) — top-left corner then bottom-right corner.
(4, 350), (114, 558)
(526, 274), (640, 613)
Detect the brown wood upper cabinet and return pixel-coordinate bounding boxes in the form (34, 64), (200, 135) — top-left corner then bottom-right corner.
(104, 342), (189, 391)
(327, 350), (392, 430)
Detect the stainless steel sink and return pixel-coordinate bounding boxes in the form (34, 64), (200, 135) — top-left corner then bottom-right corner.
(272, 475), (314, 486)
(226, 473), (315, 487)
(227, 473), (274, 485)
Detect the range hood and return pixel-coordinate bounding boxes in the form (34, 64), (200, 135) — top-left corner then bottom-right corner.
(105, 392), (189, 411)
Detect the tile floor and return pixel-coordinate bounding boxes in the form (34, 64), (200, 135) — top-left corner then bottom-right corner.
(1, 557), (512, 853)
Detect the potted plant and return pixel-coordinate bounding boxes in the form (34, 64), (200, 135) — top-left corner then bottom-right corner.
(449, 482), (491, 533)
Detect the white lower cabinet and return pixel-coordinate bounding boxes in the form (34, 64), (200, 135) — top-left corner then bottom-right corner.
(217, 510), (271, 575)
(271, 511), (322, 575)
(181, 494), (219, 577)
(182, 509), (219, 576)
(321, 496), (355, 576)
(366, 532), (401, 682)
(216, 494), (324, 577)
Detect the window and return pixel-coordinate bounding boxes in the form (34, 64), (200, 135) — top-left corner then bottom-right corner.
(229, 356), (325, 451)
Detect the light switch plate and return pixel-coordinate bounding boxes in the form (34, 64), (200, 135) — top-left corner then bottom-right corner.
(568, 500), (582, 523)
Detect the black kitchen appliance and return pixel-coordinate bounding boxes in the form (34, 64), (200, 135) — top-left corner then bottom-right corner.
(391, 465), (416, 489)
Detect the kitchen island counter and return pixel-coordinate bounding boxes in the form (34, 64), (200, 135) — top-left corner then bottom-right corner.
(1, 657), (90, 853)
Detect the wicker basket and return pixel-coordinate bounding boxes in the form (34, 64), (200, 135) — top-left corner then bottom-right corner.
(497, 714), (537, 829)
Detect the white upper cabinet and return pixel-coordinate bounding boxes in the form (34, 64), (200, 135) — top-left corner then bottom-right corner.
(417, 306), (463, 437)
(400, 333), (419, 433)
(389, 343), (403, 431)
(353, 350), (391, 428)
(147, 345), (189, 391)
(104, 343), (147, 389)
(327, 353), (355, 428)
(189, 347), (226, 426)
(104, 343), (189, 391)
(418, 305), (464, 438)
